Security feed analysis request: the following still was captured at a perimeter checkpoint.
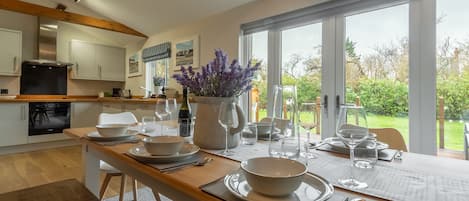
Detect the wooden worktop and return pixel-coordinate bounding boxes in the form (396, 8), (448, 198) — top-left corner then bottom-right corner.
(0, 95), (186, 104)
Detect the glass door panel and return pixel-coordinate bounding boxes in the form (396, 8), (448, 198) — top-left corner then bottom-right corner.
(281, 23), (322, 139)
(344, 4), (410, 144)
(249, 31), (268, 122)
(436, 0), (469, 152)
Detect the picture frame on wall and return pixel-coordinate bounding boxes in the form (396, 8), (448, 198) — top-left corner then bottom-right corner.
(173, 35), (199, 71)
(128, 53), (142, 77)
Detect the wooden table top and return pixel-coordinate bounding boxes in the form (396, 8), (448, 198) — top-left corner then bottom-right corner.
(64, 127), (469, 201)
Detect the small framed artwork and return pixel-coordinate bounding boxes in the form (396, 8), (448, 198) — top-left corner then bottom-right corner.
(128, 53), (142, 77)
(173, 35), (199, 71)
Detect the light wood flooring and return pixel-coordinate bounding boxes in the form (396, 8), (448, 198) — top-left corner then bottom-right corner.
(0, 145), (142, 199)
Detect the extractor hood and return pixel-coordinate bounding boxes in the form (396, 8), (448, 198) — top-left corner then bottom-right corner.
(24, 17), (73, 67)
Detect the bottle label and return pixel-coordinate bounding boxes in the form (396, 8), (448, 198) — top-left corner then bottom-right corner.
(179, 119), (191, 137)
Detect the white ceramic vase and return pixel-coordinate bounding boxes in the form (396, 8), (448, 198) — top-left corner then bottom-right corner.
(193, 96), (246, 149)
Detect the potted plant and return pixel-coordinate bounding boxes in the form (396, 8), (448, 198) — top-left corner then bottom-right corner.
(173, 49), (260, 149)
(153, 76), (165, 95)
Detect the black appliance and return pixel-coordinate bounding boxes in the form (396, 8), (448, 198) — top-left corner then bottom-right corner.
(29, 102), (71, 136)
(20, 62), (67, 95)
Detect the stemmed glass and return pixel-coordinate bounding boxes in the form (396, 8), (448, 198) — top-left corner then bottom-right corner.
(218, 100), (239, 156)
(336, 105), (369, 189)
(155, 98), (170, 135)
(299, 103), (318, 160)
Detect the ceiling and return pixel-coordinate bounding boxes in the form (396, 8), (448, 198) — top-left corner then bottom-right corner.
(22, 0), (255, 37)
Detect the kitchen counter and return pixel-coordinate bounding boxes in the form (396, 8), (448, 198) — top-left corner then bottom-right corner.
(0, 95), (186, 104)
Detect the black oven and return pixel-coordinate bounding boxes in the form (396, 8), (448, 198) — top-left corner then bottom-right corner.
(29, 102), (71, 136)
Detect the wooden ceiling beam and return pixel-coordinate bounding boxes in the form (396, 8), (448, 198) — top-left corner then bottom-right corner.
(0, 0), (147, 38)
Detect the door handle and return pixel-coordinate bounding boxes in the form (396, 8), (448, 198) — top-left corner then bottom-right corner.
(336, 95), (340, 110)
(323, 95), (328, 117)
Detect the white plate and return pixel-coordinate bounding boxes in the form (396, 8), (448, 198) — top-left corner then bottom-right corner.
(127, 144), (200, 163)
(87, 130), (138, 141)
(327, 137), (389, 150)
(224, 170), (334, 201)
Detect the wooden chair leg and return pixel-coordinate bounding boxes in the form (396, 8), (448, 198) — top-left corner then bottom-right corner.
(151, 189), (162, 201)
(99, 173), (113, 201)
(119, 174), (127, 201)
(131, 177), (138, 201)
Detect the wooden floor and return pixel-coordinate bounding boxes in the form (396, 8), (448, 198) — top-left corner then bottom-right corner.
(0, 146), (143, 199)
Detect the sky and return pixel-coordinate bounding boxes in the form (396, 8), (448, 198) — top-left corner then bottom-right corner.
(250, 0), (469, 71)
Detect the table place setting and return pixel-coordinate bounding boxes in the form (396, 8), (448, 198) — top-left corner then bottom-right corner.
(82, 124), (141, 146)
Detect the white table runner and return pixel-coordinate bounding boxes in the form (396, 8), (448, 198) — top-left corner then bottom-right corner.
(203, 142), (469, 201)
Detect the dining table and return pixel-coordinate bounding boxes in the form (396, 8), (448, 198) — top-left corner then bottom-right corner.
(64, 127), (469, 201)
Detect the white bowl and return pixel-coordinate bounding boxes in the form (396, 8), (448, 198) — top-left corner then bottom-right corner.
(96, 124), (129, 137)
(240, 157), (306, 197)
(253, 122), (272, 135)
(143, 136), (184, 156)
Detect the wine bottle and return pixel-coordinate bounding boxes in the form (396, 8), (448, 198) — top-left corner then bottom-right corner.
(178, 88), (192, 137)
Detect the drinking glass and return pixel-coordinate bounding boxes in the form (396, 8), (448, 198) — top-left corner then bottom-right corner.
(155, 98), (170, 135)
(141, 116), (156, 133)
(218, 100), (239, 156)
(268, 85), (300, 160)
(241, 123), (258, 145)
(299, 103), (318, 160)
(336, 105), (369, 189)
(354, 139), (378, 169)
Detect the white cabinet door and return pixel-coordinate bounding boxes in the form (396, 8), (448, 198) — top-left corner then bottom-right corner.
(0, 28), (21, 76)
(0, 103), (28, 146)
(70, 40), (99, 80)
(97, 45), (125, 82)
(71, 102), (102, 128)
(102, 103), (123, 114)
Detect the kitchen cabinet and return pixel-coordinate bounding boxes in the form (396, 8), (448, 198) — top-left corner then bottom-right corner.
(70, 40), (99, 80)
(96, 45), (125, 81)
(70, 40), (125, 81)
(102, 102), (123, 113)
(0, 103), (28, 146)
(0, 28), (21, 76)
(71, 102), (102, 128)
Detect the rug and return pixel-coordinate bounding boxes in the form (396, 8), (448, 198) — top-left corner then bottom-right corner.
(104, 187), (171, 201)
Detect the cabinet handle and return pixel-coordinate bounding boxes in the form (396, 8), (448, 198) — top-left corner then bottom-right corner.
(13, 56), (17, 72)
(99, 65), (102, 79)
(76, 63), (79, 74)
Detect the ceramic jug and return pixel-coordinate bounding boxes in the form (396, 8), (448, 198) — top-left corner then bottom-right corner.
(193, 96), (246, 149)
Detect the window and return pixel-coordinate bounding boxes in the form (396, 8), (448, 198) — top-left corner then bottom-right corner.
(145, 58), (169, 95)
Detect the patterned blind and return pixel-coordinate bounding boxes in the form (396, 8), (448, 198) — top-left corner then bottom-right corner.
(142, 42), (171, 62)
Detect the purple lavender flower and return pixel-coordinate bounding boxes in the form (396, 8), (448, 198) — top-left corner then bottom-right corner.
(172, 49), (261, 97)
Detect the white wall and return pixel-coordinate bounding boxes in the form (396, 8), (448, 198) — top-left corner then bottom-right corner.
(125, 0), (324, 95)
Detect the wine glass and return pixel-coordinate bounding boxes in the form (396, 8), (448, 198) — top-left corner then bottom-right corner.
(155, 98), (170, 135)
(167, 98), (178, 120)
(299, 103), (318, 160)
(336, 104), (369, 189)
(218, 100), (239, 156)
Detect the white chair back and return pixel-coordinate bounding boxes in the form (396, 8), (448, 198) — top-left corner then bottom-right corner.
(98, 112), (138, 125)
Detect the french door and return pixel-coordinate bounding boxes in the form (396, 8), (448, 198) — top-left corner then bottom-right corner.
(242, 0), (437, 155)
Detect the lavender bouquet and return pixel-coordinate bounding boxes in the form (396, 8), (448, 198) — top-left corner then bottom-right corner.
(173, 49), (260, 97)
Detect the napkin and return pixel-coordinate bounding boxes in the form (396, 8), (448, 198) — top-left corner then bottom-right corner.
(317, 144), (398, 161)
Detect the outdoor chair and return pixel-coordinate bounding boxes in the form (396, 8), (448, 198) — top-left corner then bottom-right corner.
(369, 128), (408, 152)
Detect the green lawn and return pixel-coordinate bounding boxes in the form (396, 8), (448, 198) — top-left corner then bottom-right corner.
(257, 109), (465, 150)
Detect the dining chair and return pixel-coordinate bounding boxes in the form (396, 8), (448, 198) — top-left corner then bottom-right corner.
(464, 123), (469, 160)
(98, 112), (162, 201)
(369, 128), (408, 152)
(260, 117), (290, 133)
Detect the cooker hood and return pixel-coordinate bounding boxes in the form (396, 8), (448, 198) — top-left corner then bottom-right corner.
(24, 17), (73, 67)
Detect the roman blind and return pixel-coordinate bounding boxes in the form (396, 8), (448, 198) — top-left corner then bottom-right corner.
(240, 0), (407, 35)
(142, 42), (171, 62)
